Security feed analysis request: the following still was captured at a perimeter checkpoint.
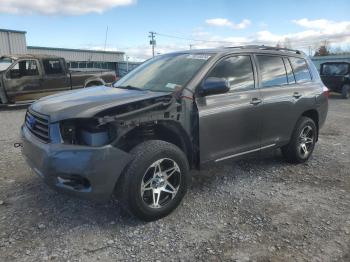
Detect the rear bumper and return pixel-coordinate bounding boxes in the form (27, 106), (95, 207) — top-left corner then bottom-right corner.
(21, 124), (132, 202)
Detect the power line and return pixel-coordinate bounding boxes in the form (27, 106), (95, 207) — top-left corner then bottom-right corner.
(155, 32), (243, 44)
(153, 31), (335, 49)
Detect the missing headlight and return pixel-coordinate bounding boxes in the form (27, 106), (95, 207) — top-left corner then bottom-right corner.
(60, 119), (117, 146)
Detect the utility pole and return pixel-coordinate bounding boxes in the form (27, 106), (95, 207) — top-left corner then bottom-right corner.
(149, 31), (156, 58)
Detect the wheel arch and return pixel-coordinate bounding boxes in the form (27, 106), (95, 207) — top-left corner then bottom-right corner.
(84, 77), (105, 88)
(115, 121), (194, 168)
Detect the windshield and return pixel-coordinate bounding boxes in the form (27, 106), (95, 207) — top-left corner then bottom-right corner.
(113, 53), (212, 92)
(0, 58), (13, 71)
(321, 63), (349, 76)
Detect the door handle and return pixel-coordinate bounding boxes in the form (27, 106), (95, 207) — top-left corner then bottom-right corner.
(250, 98), (262, 105)
(293, 92), (302, 99)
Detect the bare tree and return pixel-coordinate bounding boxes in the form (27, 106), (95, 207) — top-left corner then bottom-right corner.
(283, 38), (292, 49)
(314, 40), (330, 56)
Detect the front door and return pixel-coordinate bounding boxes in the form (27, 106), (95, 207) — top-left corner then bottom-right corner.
(3, 59), (42, 103)
(196, 55), (262, 163)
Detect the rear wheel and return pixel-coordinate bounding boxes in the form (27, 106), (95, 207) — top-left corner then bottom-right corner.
(117, 140), (189, 221)
(342, 84), (350, 99)
(282, 117), (317, 163)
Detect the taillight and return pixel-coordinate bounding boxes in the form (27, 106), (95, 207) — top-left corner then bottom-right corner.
(323, 86), (329, 98)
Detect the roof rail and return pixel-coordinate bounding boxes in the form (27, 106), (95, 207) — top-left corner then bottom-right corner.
(224, 45), (302, 54)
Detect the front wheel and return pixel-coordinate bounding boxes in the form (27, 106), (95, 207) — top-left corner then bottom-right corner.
(282, 117), (317, 163)
(116, 140), (189, 221)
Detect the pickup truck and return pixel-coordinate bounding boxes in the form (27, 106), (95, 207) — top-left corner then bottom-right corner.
(0, 54), (116, 105)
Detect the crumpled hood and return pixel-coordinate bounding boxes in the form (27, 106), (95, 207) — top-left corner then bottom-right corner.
(31, 86), (171, 122)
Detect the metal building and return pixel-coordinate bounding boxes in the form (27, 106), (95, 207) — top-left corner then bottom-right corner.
(27, 46), (124, 71)
(0, 28), (125, 73)
(311, 54), (350, 71)
(0, 29), (27, 54)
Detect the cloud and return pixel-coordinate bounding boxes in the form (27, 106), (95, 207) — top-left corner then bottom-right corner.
(82, 18), (350, 61)
(0, 0), (135, 15)
(293, 18), (335, 29)
(205, 18), (251, 29)
(256, 19), (350, 48)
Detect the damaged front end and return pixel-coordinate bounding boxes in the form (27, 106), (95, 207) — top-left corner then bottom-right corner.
(21, 93), (190, 202)
(57, 94), (185, 149)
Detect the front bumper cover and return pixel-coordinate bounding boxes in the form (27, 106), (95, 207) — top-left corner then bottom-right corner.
(21, 124), (132, 202)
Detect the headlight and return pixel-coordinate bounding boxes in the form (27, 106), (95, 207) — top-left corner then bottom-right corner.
(60, 119), (117, 146)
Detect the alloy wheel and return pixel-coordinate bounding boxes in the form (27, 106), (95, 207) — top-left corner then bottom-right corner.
(298, 125), (314, 158)
(140, 158), (181, 209)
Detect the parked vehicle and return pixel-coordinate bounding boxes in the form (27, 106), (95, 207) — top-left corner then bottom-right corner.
(320, 62), (350, 99)
(0, 54), (116, 105)
(21, 46), (328, 221)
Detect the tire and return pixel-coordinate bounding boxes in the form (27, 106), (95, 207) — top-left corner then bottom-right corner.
(342, 84), (350, 99)
(116, 140), (190, 221)
(282, 117), (317, 164)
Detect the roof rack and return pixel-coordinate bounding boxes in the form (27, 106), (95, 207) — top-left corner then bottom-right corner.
(224, 45), (302, 54)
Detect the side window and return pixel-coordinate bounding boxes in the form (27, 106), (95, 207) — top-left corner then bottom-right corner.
(43, 59), (64, 75)
(289, 57), (312, 83)
(7, 60), (39, 79)
(283, 58), (296, 84)
(207, 55), (255, 91)
(256, 55), (288, 87)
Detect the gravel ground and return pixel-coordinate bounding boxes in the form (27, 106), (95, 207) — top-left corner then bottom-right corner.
(0, 94), (349, 262)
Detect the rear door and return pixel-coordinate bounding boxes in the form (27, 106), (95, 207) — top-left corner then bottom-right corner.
(3, 59), (42, 103)
(196, 54), (262, 163)
(40, 58), (70, 94)
(256, 55), (313, 147)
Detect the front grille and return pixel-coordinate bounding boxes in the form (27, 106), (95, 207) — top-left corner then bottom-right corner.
(25, 109), (50, 143)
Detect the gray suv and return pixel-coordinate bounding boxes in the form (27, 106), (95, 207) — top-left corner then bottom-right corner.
(21, 46), (328, 221)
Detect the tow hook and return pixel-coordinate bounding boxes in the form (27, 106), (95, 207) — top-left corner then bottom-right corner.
(14, 142), (23, 148)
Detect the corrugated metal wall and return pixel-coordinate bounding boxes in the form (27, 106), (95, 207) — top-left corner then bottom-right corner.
(0, 31), (27, 55)
(311, 55), (350, 71)
(27, 46), (124, 62)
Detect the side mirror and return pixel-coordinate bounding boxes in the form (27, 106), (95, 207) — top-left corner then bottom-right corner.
(199, 77), (229, 96)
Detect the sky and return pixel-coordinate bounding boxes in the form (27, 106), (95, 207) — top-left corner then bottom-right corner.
(0, 0), (350, 61)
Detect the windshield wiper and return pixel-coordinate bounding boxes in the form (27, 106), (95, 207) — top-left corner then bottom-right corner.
(115, 85), (145, 91)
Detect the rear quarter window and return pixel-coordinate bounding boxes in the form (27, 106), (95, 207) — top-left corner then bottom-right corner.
(289, 57), (312, 83)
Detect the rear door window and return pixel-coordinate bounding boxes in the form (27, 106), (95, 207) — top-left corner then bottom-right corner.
(207, 55), (255, 91)
(43, 59), (64, 75)
(256, 55), (288, 87)
(289, 57), (312, 83)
